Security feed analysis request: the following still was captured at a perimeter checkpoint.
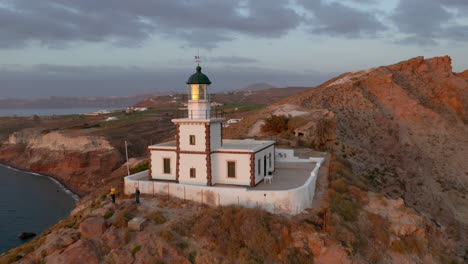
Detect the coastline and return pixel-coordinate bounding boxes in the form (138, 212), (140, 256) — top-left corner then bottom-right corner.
(0, 163), (80, 202)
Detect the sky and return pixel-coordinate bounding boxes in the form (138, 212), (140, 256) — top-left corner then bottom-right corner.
(1, 0), (467, 98)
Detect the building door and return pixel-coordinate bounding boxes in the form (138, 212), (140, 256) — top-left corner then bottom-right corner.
(263, 156), (267, 176)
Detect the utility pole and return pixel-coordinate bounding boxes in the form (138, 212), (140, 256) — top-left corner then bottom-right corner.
(125, 140), (130, 176)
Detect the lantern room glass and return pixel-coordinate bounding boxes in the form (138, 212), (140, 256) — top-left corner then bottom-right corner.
(189, 84), (208, 100)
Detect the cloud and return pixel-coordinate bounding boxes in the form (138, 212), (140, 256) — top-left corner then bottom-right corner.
(0, 64), (335, 98)
(209, 56), (259, 64)
(298, 0), (387, 38)
(390, 0), (468, 45)
(0, 0), (302, 49)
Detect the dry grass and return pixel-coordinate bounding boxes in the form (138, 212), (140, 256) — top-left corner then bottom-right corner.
(112, 203), (138, 228)
(171, 205), (313, 263)
(329, 190), (361, 222)
(145, 211), (166, 225)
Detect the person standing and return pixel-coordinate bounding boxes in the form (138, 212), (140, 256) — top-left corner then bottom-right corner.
(110, 186), (116, 204)
(135, 187), (140, 204)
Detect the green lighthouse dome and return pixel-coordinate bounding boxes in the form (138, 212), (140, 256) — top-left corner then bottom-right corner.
(186, 66), (212, 85)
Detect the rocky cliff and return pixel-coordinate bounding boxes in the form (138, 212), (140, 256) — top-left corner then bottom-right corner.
(288, 56), (468, 233)
(0, 128), (122, 196)
(228, 56), (467, 257)
(1, 186), (459, 264)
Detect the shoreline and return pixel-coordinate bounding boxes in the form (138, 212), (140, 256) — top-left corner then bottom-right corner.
(0, 163), (80, 202)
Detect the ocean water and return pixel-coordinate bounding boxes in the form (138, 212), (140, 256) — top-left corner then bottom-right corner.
(0, 165), (77, 253)
(0, 108), (121, 117)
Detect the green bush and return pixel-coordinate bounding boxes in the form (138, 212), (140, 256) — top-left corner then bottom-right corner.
(104, 211), (114, 219)
(261, 115), (290, 133)
(146, 211), (166, 224)
(188, 251), (197, 264)
(130, 161), (149, 174)
(131, 245), (142, 256)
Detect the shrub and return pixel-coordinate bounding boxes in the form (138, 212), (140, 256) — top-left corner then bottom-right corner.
(113, 205), (137, 228)
(188, 251), (197, 264)
(131, 245), (142, 256)
(330, 179), (348, 194)
(261, 115), (289, 133)
(146, 211), (166, 224)
(130, 161), (149, 174)
(158, 230), (176, 241)
(390, 235), (425, 255)
(104, 211), (114, 219)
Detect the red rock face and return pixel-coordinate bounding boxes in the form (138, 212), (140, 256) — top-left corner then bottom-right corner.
(0, 129), (122, 196)
(281, 56), (467, 248)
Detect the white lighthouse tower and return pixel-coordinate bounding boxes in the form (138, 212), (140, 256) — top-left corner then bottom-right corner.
(171, 65), (223, 186)
(148, 65), (275, 187)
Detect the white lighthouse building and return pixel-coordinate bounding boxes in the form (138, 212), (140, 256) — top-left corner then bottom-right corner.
(148, 66), (275, 187)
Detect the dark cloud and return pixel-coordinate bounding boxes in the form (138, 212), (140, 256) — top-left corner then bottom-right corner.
(209, 56), (258, 64)
(298, 0), (387, 38)
(1, 0), (467, 49)
(390, 0), (468, 45)
(0, 0), (302, 49)
(0, 64), (335, 98)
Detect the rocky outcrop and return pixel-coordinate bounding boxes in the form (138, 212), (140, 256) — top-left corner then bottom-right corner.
(3, 188), (461, 264)
(0, 128), (122, 195)
(44, 239), (102, 264)
(79, 217), (107, 238)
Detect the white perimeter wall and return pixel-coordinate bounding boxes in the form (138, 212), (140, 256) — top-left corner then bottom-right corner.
(179, 123), (206, 152)
(179, 153), (207, 185)
(126, 148), (325, 215)
(254, 145), (275, 185)
(150, 150), (176, 180)
(212, 152), (251, 185)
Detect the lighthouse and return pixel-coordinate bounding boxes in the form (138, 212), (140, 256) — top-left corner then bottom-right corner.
(148, 65), (276, 187)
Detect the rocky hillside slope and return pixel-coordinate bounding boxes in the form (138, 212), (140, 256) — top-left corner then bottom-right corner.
(227, 56), (468, 256)
(1, 183), (460, 264)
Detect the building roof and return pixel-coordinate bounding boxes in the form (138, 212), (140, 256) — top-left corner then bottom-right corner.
(217, 139), (275, 152)
(186, 66), (212, 85)
(150, 139), (275, 153)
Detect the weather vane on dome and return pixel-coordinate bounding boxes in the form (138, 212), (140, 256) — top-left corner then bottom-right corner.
(194, 55), (202, 66)
(195, 49), (202, 66)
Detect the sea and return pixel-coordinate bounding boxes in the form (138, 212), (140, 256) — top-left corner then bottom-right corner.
(0, 107), (121, 117)
(0, 165), (77, 253)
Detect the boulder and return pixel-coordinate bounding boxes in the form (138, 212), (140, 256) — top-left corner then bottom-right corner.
(18, 232), (36, 240)
(79, 216), (106, 238)
(109, 248), (134, 264)
(102, 227), (126, 249)
(27, 228), (80, 260)
(13, 258), (37, 264)
(44, 239), (102, 264)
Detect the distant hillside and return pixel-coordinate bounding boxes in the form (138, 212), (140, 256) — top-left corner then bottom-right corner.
(134, 87), (310, 108)
(0, 94), (159, 109)
(239, 82), (276, 91)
